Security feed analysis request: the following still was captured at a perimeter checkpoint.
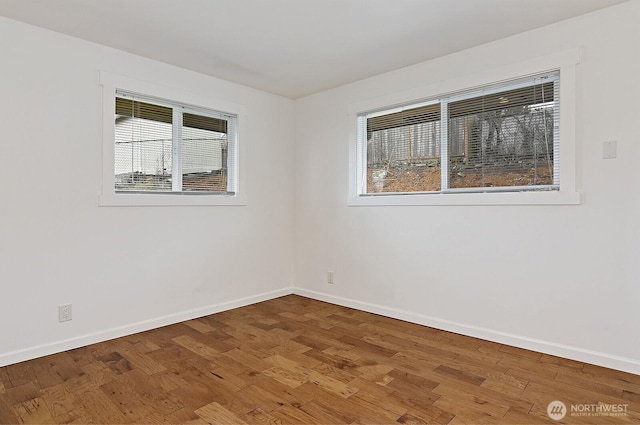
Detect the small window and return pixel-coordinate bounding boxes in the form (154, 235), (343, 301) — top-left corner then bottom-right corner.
(357, 71), (559, 196)
(114, 91), (237, 195)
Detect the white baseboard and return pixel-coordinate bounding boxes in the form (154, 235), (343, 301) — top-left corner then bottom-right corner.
(293, 288), (640, 376)
(0, 287), (292, 367)
(4, 286), (639, 376)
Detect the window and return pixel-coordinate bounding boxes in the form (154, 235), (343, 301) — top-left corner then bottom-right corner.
(114, 91), (237, 195)
(356, 71), (560, 196)
(100, 71), (246, 206)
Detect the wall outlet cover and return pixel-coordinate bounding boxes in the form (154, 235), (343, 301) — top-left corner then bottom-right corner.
(59, 304), (72, 322)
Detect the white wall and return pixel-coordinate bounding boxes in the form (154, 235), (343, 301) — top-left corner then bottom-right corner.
(2, 2), (639, 375)
(294, 1), (640, 374)
(0, 17), (295, 365)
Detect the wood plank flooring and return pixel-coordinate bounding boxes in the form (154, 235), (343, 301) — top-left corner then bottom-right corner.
(1, 295), (639, 424)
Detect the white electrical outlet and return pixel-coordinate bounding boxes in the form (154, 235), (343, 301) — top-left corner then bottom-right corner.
(59, 304), (72, 322)
(328, 271), (334, 284)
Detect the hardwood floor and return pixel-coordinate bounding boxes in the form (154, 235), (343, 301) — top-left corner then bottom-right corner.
(0, 295), (639, 424)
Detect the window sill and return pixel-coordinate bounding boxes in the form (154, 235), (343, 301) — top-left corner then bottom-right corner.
(99, 192), (247, 207)
(348, 190), (581, 206)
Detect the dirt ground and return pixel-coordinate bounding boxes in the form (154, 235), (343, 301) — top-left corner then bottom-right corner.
(367, 164), (553, 193)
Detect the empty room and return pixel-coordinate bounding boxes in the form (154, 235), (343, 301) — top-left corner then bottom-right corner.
(0, 0), (639, 423)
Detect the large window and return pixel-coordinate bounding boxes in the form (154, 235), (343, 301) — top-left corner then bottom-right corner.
(114, 91), (237, 195)
(357, 71), (559, 196)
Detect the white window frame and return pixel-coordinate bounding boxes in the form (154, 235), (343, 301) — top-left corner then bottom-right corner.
(348, 50), (581, 206)
(99, 72), (246, 206)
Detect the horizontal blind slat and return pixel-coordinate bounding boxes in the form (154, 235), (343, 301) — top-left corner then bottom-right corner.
(367, 103), (441, 135)
(449, 82), (554, 118)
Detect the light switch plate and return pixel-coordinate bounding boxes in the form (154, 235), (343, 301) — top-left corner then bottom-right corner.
(603, 140), (617, 159)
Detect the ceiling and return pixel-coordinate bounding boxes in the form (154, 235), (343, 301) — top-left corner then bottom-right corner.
(0, 0), (628, 98)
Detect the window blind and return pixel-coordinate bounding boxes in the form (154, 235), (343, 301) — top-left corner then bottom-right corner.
(357, 70), (560, 195)
(447, 73), (559, 191)
(115, 97), (174, 192)
(115, 91), (237, 194)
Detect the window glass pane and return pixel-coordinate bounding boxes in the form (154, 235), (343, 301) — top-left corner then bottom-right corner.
(448, 80), (556, 190)
(357, 71), (561, 198)
(365, 103), (441, 193)
(114, 93), (237, 195)
(115, 98), (173, 192)
(181, 112), (228, 192)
